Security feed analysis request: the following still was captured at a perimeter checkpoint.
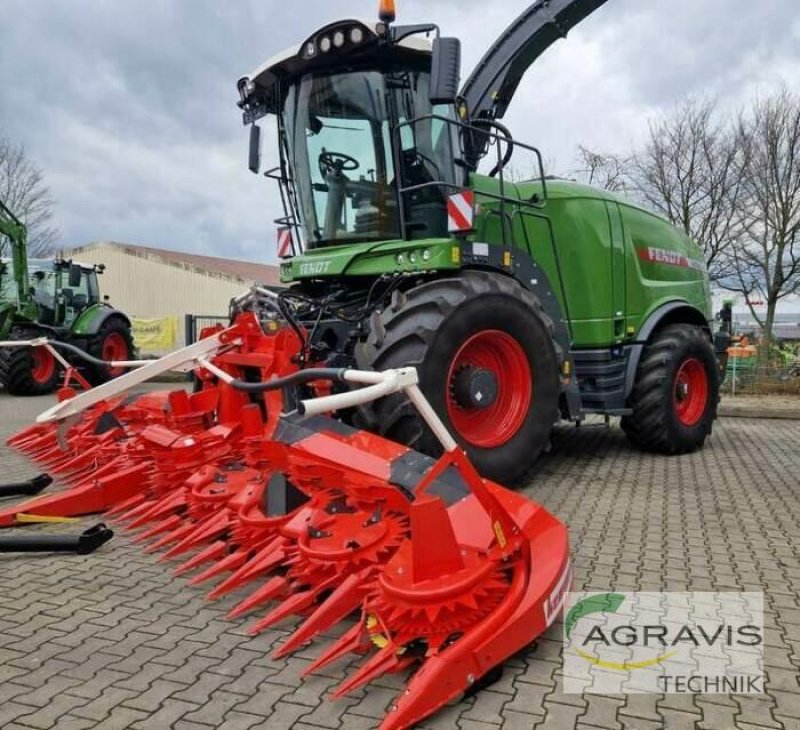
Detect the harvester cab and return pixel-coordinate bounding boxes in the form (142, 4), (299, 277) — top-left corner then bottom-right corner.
(240, 12), (459, 247)
(239, 0), (606, 249)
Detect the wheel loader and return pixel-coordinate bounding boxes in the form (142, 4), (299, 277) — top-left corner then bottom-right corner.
(0, 197), (134, 395)
(233, 0), (730, 483)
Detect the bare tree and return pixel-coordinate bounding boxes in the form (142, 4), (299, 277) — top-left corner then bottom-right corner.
(574, 145), (630, 193)
(722, 89), (800, 339)
(0, 135), (58, 257)
(628, 98), (744, 283)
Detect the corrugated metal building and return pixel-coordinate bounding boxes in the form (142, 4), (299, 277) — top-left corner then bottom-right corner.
(64, 242), (280, 347)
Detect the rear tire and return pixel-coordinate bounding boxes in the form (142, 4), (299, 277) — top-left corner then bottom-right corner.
(621, 324), (719, 453)
(86, 317), (134, 385)
(0, 344), (60, 396)
(355, 271), (561, 485)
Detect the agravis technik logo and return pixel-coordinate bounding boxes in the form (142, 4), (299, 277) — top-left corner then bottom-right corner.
(563, 592), (764, 694)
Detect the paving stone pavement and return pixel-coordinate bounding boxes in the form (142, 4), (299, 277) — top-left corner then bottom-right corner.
(0, 389), (799, 730)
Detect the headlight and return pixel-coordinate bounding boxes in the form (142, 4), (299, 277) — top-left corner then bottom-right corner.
(319, 36), (332, 53)
(333, 31), (345, 48)
(350, 27), (364, 44)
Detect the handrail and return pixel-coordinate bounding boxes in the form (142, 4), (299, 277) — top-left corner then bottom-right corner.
(394, 112), (549, 247)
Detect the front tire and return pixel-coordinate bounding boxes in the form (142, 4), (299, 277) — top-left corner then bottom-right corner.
(356, 271), (561, 485)
(621, 324), (719, 453)
(0, 344), (60, 396)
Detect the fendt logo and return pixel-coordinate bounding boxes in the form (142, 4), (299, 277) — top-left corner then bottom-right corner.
(298, 260), (332, 276)
(563, 592), (764, 695)
(637, 246), (706, 271)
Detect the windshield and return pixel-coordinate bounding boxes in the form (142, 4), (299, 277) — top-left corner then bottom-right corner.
(28, 261), (58, 316)
(0, 258), (56, 304)
(282, 68), (458, 248)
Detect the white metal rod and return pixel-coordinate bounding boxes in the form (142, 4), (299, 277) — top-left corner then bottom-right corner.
(299, 374), (400, 417)
(342, 370), (387, 385)
(405, 383), (458, 452)
(36, 334), (228, 424)
(233, 288), (254, 304)
(254, 286), (280, 299)
(46, 343), (72, 370)
(196, 358), (235, 385)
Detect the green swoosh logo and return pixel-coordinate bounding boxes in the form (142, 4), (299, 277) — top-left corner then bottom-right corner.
(565, 593), (625, 639)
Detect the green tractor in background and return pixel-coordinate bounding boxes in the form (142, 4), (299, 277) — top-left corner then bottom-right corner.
(0, 197), (134, 395)
(232, 0), (730, 484)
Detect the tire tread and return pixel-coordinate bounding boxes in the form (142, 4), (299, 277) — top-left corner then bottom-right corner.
(355, 270), (561, 484)
(621, 324), (719, 454)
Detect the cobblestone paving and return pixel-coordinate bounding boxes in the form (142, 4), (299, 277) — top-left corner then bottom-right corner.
(0, 389), (799, 729)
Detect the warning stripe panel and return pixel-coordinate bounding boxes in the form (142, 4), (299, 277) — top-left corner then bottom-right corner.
(447, 191), (475, 233)
(277, 228), (293, 259)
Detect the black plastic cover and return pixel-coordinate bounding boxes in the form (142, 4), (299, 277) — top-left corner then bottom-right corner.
(430, 37), (461, 104)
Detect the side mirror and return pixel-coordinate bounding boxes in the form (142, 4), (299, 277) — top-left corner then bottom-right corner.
(430, 37), (461, 105)
(68, 263), (82, 288)
(248, 124), (262, 174)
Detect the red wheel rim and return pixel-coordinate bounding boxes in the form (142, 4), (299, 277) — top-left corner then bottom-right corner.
(673, 357), (709, 426)
(446, 330), (532, 448)
(101, 332), (129, 377)
(30, 346), (55, 384)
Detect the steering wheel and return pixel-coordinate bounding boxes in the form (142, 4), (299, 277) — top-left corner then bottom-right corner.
(318, 150), (360, 178)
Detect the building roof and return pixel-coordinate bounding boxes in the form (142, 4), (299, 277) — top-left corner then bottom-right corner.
(66, 241), (281, 286)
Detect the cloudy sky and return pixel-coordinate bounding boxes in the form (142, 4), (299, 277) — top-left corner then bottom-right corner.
(1, 0), (798, 264)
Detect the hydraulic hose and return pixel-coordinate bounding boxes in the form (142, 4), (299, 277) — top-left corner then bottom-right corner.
(197, 364), (350, 394)
(17, 339), (145, 370)
(487, 120), (515, 178)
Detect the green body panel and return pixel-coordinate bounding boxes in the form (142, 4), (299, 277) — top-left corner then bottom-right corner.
(279, 237), (460, 283)
(0, 198), (35, 338)
(71, 304), (113, 335)
(503, 177), (712, 346)
(0, 301), (37, 339)
(282, 175), (712, 348)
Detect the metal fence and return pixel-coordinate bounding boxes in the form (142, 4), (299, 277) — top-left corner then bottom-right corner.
(184, 314), (230, 346)
(723, 357), (800, 396)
